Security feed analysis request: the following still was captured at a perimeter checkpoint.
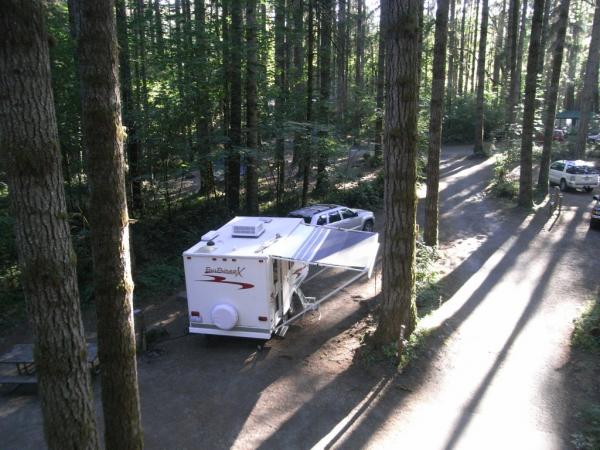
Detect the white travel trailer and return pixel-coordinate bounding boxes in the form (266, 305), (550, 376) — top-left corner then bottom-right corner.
(182, 216), (379, 340)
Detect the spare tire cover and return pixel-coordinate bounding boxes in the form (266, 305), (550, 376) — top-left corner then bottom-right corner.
(211, 304), (239, 330)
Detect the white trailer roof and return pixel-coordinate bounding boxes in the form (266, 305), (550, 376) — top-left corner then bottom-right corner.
(183, 217), (304, 257)
(183, 216), (379, 274)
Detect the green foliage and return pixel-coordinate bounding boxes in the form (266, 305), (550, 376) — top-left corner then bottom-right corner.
(572, 403), (600, 450)
(490, 144), (520, 200)
(397, 328), (434, 371)
(443, 95), (504, 144)
(136, 262), (183, 297)
(0, 184), (24, 326)
(416, 243), (441, 315)
(572, 301), (600, 353)
(325, 171), (384, 210)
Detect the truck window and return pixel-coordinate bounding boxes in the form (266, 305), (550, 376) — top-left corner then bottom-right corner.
(329, 212), (341, 223)
(316, 215), (327, 225)
(341, 209), (356, 219)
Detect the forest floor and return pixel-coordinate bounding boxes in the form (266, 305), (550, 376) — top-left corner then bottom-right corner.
(1, 145), (599, 449)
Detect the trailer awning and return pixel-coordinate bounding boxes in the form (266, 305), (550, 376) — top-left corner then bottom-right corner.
(269, 224), (379, 276)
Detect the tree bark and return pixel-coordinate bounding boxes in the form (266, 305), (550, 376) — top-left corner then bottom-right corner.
(424, 0), (450, 247)
(245, 0), (259, 215)
(473, 0), (489, 155)
(374, 0), (421, 346)
(302, 0), (315, 206)
(275, 0), (286, 210)
(153, 0), (164, 56)
(0, 3), (100, 448)
(575, 0), (600, 159)
(336, 0), (348, 125)
(504, 0), (520, 125)
(314, 0), (332, 194)
(76, 1), (143, 448)
(469, 0), (480, 94)
(537, 0), (570, 192)
(492, 0), (506, 101)
(374, 6), (386, 161)
(518, 0), (545, 207)
(116, 0), (142, 212)
(226, 0), (242, 213)
(563, 7), (581, 110)
(457, 0), (468, 96)
(194, 0), (215, 195)
(446, 0), (457, 109)
(514, 0), (528, 101)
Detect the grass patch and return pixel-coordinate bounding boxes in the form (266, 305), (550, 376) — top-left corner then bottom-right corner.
(572, 301), (600, 353)
(570, 300), (600, 449)
(572, 403), (600, 450)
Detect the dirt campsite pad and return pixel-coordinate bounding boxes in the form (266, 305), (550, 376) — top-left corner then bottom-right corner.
(1, 146), (599, 449)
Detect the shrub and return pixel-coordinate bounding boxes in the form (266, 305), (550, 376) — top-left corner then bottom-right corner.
(443, 95), (504, 144)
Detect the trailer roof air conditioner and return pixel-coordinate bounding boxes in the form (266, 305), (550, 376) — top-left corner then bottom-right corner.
(232, 219), (265, 238)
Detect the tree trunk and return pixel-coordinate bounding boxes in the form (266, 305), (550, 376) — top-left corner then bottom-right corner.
(374, 7), (385, 161)
(469, 0), (480, 94)
(336, 0), (348, 125)
(518, 0), (545, 207)
(153, 0), (164, 56)
(291, 0), (305, 176)
(457, 0), (468, 96)
(76, 1), (143, 448)
(473, 0), (489, 154)
(575, 0), (600, 158)
(116, 0), (142, 212)
(314, 0), (332, 194)
(446, 0), (457, 109)
(373, 0), (421, 346)
(246, 0), (259, 215)
(302, 0), (315, 206)
(227, 0), (242, 213)
(492, 0), (506, 101)
(514, 0), (528, 101)
(0, 3), (100, 448)
(274, 0), (286, 211)
(424, 0), (450, 247)
(537, 0), (570, 192)
(504, 0), (520, 125)
(354, 0), (365, 131)
(194, 0), (215, 195)
(563, 7), (581, 110)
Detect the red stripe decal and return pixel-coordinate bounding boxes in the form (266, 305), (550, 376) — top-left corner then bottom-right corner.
(196, 275), (255, 290)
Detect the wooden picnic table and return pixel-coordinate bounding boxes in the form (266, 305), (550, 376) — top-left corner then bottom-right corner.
(0, 343), (99, 386)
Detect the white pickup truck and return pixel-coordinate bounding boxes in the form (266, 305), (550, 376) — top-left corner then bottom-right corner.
(549, 160), (600, 192)
(287, 204), (375, 231)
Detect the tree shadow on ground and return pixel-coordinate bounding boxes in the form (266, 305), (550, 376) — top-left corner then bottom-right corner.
(250, 203), (559, 449)
(324, 206), (583, 449)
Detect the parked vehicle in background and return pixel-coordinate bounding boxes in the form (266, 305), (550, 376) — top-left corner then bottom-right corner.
(591, 195), (600, 229)
(553, 129), (566, 142)
(287, 204), (375, 231)
(587, 132), (600, 144)
(549, 160), (600, 192)
(535, 129), (566, 143)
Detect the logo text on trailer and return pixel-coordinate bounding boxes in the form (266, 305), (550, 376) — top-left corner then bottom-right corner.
(205, 267), (246, 277)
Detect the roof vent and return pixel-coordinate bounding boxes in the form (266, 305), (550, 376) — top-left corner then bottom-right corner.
(232, 219), (265, 238)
